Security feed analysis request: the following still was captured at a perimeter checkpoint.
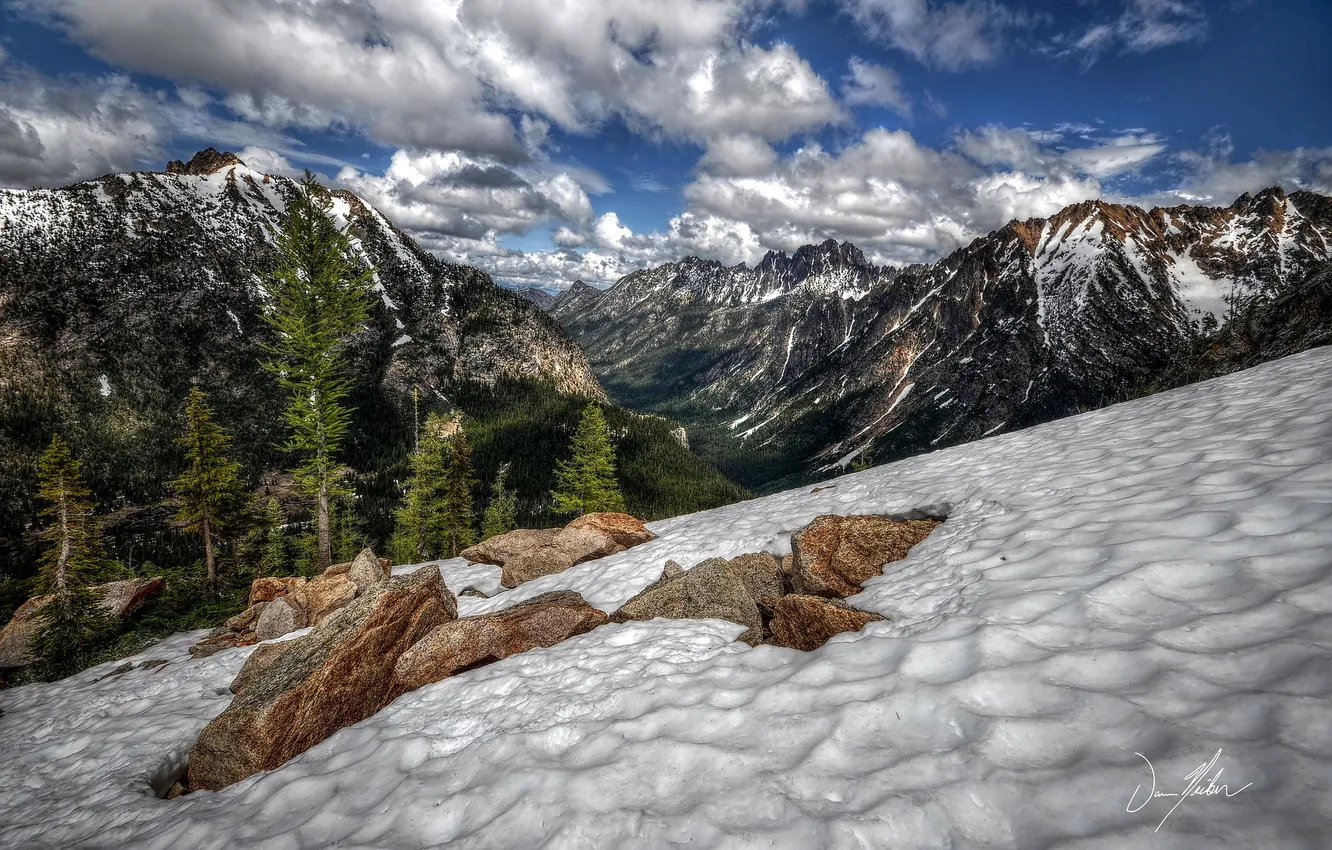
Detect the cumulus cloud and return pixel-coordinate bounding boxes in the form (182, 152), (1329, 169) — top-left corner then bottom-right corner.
(840, 57), (909, 113)
(839, 0), (1023, 70)
(1156, 134), (1332, 205)
(13, 0), (842, 159)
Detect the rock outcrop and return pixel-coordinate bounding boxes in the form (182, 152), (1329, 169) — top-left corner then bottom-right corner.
(394, 591), (608, 689)
(612, 557), (764, 646)
(462, 513), (657, 588)
(188, 568), (458, 790)
(0, 577), (165, 668)
(790, 515), (940, 598)
(767, 595), (885, 651)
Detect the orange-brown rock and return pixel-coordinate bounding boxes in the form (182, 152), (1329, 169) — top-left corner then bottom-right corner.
(565, 512), (656, 548)
(393, 591), (608, 690)
(224, 601), (268, 633)
(499, 527), (623, 587)
(0, 577), (165, 668)
(188, 568), (458, 790)
(767, 595), (885, 651)
(460, 528), (560, 566)
(248, 576), (307, 606)
(299, 573), (358, 625)
(790, 515), (941, 598)
(188, 630), (259, 659)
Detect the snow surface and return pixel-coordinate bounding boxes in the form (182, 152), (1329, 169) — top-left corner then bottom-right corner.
(4, 348), (1332, 848)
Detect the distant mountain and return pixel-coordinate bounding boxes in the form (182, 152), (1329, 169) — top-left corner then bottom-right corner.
(0, 149), (742, 566)
(552, 188), (1332, 489)
(549, 280), (604, 320)
(505, 285), (558, 310)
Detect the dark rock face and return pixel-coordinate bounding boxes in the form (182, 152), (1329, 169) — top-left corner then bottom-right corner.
(187, 568), (457, 790)
(165, 148), (246, 175)
(553, 192), (1332, 487)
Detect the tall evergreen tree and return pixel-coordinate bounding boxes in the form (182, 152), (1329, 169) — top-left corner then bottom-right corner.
(262, 172), (373, 572)
(551, 403), (625, 516)
(389, 413), (450, 564)
(482, 462), (518, 540)
(257, 497), (289, 576)
(170, 388), (250, 589)
(330, 496), (368, 563)
(440, 428), (478, 557)
(33, 436), (110, 675)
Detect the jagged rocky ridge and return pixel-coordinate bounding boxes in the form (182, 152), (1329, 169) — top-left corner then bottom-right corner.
(551, 188), (1332, 488)
(0, 149), (605, 554)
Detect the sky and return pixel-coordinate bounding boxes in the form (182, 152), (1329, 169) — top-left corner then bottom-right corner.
(1, 0), (1330, 290)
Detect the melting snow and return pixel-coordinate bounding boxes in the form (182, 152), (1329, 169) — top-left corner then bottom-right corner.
(98, 375), (111, 397)
(3, 349), (1332, 848)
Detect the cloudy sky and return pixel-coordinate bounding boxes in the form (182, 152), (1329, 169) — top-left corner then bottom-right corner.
(2, 0), (1330, 289)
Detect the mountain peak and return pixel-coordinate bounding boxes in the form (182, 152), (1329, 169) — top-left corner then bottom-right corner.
(165, 148), (246, 176)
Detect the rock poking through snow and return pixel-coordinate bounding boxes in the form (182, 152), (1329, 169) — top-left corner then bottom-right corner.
(188, 568), (458, 790)
(300, 573), (358, 626)
(459, 528), (560, 567)
(394, 591), (608, 690)
(345, 547), (390, 591)
(254, 597), (306, 642)
(790, 514), (940, 598)
(565, 512), (657, 548)
(500, 527), (624, 588)
(612, 557), (764, 646)
(766, 594), (886, 651)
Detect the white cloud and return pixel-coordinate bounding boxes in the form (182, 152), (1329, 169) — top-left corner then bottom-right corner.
(839, 0), (1023, 71)
(840, 57), (909, 113)
(1060, 0), (1209, 66)
(14, 0), (843, 159)
(1155, 136), (1332, 206)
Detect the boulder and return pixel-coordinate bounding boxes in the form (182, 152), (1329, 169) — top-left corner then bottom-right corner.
(248, 576), (307, 606)
(255, 597), (307, 642)
(345, 547), (389, 592)
(0, 577), (166, 668)
(188, 568), (457, 790)
(612, 558), (763, 646)
(460, 528), (560, 567)
(766, 595), (885, 651)
(300, 573), (358, 625)
(565, 512), (656, 548)
(500, 527), (623, 587)
(224, 601), (268, 633)
(394, 591), (608, 689)
(99, 577), (166, 617)
(188, 630), (258, 659)
(725, 552), (785, 605)
(790, 515), (941, 598)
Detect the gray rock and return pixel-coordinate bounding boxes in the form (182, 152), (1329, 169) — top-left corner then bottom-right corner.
(255, 597), (307, 642)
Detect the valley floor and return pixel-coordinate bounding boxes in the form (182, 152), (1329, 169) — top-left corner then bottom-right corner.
(2, 348), (1331, 848)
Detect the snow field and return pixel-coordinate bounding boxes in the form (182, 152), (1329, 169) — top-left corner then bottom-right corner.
(1, 347), (1331, 848)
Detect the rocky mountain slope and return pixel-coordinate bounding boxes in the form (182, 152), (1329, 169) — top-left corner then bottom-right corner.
(0, 150), (743, 565)
(551, 188), (1332, 488)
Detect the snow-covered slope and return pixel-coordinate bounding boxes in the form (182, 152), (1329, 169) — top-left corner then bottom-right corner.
(3, 347), (1332, 848)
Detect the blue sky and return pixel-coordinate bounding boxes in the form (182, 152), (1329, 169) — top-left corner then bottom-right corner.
(2, 0), (1329, 288)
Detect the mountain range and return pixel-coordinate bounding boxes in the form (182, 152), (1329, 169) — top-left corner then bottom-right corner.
(546, 188), (1332, 488)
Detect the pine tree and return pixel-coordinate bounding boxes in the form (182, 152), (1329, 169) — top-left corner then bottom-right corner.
(261, 172), (373, 572)
(258, 497), (289, 576)
(389, 413), (450, 564)
(482, 462), (518, 540)
(551, 403), (625, 516)
(440, 428), (478, 557)
(170, 388), (251, 590)
(851, 445), (874, 473)
(33, 436), (111, 676)
(330, 496), (368, 563)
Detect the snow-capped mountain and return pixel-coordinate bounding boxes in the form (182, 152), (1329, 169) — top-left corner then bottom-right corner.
(0, 149), (603, 546)
(3, 345), (1330, 848)
(552, 188), (1332, 487)
(548, 279), (605, 321)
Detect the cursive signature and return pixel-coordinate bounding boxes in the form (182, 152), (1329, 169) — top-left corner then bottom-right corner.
(1126, 749), (1253, 832)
